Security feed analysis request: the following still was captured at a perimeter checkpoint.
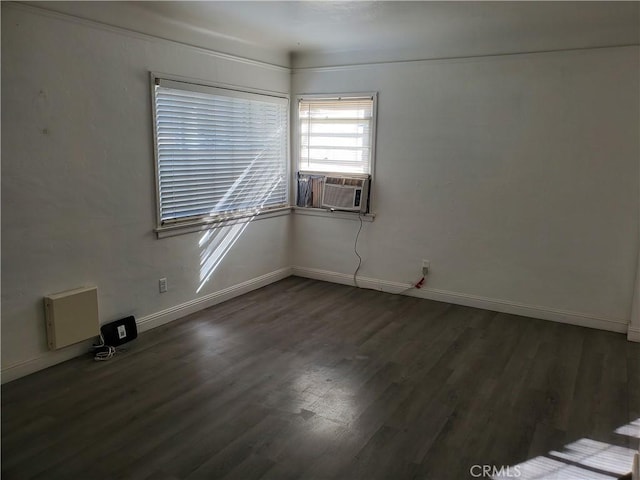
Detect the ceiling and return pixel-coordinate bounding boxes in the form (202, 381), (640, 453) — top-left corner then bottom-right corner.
(28, 1), (640, 68)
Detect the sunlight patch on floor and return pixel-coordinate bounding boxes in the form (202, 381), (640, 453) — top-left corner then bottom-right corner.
(615, 418), (640, 440)
(494, 418), (639, 479)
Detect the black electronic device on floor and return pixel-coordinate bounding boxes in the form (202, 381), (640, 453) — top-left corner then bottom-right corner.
(101, 315), (137, 346)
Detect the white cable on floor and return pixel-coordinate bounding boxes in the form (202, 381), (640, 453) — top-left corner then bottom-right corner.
(92, 333), (116, 361)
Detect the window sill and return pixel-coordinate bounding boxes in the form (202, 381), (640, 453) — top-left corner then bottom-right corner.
(292, 206), (375, 222)
(155, 207), (291, 239)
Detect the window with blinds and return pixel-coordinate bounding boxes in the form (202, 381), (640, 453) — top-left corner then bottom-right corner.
(298, 95), (376, 174)
(152, 77), (289, 226)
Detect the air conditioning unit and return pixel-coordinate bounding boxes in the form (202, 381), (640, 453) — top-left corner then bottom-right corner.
(322, 175), (370, 213)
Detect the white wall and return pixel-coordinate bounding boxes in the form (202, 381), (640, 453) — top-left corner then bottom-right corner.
(27, 1), (290, 68)
(1, 5), (292, 381)
(292, 46), (639, 331)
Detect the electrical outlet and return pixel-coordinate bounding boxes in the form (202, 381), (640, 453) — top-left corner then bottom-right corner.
(422, 260), (430, 275)
(159, 277), (168, 293)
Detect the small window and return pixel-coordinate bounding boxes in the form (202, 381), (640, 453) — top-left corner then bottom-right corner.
(298, 95), (376, 175)
(152, 76), (289, 229)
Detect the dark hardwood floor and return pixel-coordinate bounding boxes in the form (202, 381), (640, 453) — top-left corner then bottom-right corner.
(2, 277), (639, 479)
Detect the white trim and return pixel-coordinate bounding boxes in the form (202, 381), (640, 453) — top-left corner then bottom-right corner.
(292, 207), (375, 222)
(151, 73), (291, 232)
(628, 326), (640, 343)
(153, 73), (290, 100)
(5, 2), (290, 72)
(292, 44), (640, 73)
(136, 267), (292, 333)
(155, 205), (292, 239)
(291, 266), (630, 334)
(1, 267), (292, 384)
(293, 93), (379, 212)
(294, 93), (378, 176)
(1, 343), (91, 385)
(4, 265), (632, 384)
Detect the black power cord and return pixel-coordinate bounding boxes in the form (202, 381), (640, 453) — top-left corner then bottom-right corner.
(353, 214), (364, 287)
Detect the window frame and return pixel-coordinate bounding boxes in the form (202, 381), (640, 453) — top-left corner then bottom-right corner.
(294, 92), (378, 213)
(150, 72), (291, 237)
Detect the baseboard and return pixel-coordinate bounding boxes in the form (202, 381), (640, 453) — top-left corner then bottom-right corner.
(3, 264), (631, 384)
(1, 267), (292, 384)
(1, 342), (93, 385)
(291, 266), (629, 335)
(136, 267), (292, 332)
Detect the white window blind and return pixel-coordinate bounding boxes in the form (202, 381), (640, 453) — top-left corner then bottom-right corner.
(299, 96), (375, 174)
(153, 78), (289, 225)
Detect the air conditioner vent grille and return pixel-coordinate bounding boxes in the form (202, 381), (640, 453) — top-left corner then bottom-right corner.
(321, 175), (370, 213)
(324, 184), (357, 208)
